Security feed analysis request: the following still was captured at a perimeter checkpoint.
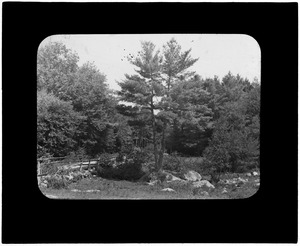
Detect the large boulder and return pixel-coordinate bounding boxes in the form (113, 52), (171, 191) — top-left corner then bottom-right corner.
(164, 171), (185, 183)
(184, 170), (202, 182)
(147, 180), (159, 186)
(200, 191), (209, 196)
(193, 180), (215, 189)
(161, 188), (176, 192)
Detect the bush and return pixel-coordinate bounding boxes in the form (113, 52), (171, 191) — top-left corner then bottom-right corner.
(201, 158), (222, 184)
(96, 148), (149, 181)
(115, 160), (144, 181)
(180, 156), (204, 174)
(162, 153), (183, 173)
(97, 160), (144, 181)
(97, 153), (116, 168)
(203, 120), (259, 177)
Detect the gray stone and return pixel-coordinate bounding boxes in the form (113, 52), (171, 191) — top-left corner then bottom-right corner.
(164, 172), (185, 183)
(222, 188), (228, 193)
(40, 183), (47, 188)
(237, 177), (248, 183)
(184, 170), (202, 182)
(161, 188), (176, 192)
(200, 191), (209, 196)
(193, 180), (215, 189)
(148, 180), (159, 186)
(46, 195), (58, 199)
(252, 171), (259, 176)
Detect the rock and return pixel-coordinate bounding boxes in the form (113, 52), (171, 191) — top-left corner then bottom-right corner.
(200, 191), (209, 196)
(193, 180), (215, 189)
(71, 189), (81, 192)
(246, 173), (252, 177)
(161, 188), (176, 192)
(184, 170), (202, 182)
(222, 188), (228, 193)
(64, 175), (73, 180)
(202, 175), (212, 182)
(46, 195), (58, 199)
(252, 171), (259, 176)
(40, 183), (47, 188)
(225, 179), (236, 184)
(237, 177), (248, 183)
(148, 180), (159, 186)
(165, 172), (185, 183)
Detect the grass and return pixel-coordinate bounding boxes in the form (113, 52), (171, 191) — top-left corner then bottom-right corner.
(40, 171), (259, 200)
(39, 156), (259, 199)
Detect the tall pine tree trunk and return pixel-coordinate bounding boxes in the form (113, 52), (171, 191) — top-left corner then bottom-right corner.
(151, 104), (158, 170)
(157, 123), (166, 171)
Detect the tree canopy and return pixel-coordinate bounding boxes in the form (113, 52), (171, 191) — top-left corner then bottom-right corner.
(37, 39), (260, 179)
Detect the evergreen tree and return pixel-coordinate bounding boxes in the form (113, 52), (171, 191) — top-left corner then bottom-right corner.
(203, 76), (260, 178)
(118, 39), (199, 171)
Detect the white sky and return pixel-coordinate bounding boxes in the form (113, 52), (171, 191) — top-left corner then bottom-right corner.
(39, 34), (261, 91)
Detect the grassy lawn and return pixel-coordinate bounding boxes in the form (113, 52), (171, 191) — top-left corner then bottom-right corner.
(40, 172), (259, 200)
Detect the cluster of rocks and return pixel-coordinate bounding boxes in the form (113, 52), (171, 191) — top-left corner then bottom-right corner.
(154, 170), (260, 194)
(246, 171), (259, 177)
(219, 177), (249, 185)
(219, 171), (260, 190)
(147, 170), (215, 193)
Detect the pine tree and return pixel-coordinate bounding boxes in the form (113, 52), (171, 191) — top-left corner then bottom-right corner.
(118, 39), (199, 172)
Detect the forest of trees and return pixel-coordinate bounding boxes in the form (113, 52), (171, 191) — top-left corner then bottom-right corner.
(37, 39), (260, 177)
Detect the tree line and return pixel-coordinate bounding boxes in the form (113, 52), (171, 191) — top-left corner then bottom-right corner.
(37, 39), (260, 175)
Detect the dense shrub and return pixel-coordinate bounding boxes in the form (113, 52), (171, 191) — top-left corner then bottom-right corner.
(180, 156), (204, 174)
(202, 93), (260, 179)
(37, 90), (83, 158)
(162, 153), (183, 173)
(115, 160), (144, 181)
(97, 153), (116, 168)
(96, 148), (149, 181)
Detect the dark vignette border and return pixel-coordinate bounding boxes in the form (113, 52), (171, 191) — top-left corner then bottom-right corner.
(2, 2), (298, 243)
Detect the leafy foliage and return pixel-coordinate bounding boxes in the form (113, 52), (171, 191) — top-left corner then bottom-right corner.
(37, 39), (260, 181)
(37, 42), (79, 94)
(203, 76), (260, 177)
(96, 147), (149, 181)
(37, 42), (118, 158)
(37, 90), (83, 157)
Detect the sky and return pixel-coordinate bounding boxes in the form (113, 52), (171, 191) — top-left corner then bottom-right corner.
(39, 34), (261, 91)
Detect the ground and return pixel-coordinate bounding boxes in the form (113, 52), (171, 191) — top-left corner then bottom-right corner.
(39, 172), (260, 200)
